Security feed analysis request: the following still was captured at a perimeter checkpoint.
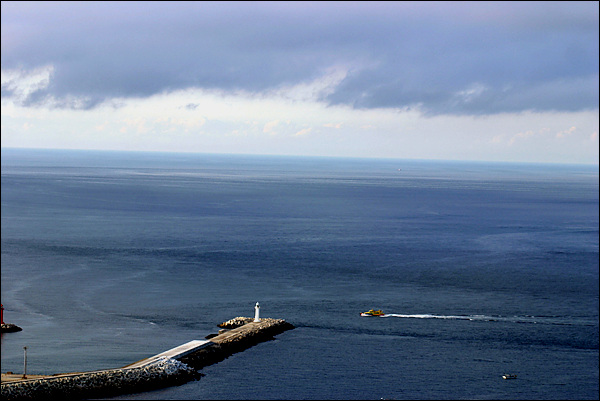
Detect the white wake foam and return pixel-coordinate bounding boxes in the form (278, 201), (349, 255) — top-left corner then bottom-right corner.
(379, 313), (588, 326)
(382, 313), (488, 320)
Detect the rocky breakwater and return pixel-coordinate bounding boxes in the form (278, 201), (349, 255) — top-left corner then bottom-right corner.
(1, 324), (23, 333)
(1, 357), (197, 401)
(1, 317), (294, 400)
(179, 317), (295, 370)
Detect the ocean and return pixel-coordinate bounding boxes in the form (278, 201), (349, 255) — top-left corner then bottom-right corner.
(1, 148), (598, 400)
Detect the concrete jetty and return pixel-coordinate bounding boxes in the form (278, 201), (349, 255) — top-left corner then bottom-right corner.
(124, 340), (212, 369)
(1, 317), (294, 400)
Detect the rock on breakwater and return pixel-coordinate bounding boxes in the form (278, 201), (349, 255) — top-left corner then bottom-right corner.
(217, 316), (254, 329)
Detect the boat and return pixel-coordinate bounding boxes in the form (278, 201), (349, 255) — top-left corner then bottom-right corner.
(502, 374), (517, 380)
(360, 309), (385, 317)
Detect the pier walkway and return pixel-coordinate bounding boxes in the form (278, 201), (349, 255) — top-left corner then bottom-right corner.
(124, 340), (211, 369)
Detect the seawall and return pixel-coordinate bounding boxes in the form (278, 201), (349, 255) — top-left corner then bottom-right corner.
(1, 317), (294, 400)
(0, 358), (197, 401)
(1, 323), (23, 333)
(180, 318), (294, 369)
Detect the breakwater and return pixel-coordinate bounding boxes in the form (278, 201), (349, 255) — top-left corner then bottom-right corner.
(1, 324), (22, 333)
(1, 317), (294, 400)
(180, 318), (294, 369)
(0, 357), (197, 401)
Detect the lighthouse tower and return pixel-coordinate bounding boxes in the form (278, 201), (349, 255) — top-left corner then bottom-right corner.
(254, 302), (261, 322)
(1, 304), (4, 325)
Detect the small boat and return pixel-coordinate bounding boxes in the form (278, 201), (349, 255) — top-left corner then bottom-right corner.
(502, 374), (517, 380)
(360, 309), (385, 317)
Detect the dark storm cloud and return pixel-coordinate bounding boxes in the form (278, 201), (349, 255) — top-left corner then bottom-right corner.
(1, 1), (598, 114)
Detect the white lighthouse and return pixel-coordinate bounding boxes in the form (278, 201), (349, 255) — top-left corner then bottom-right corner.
(254, 302), (261, 322)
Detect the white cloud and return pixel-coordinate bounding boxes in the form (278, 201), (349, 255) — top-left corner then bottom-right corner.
(556, 126), (576, 139)
(294, 128), (312, 137)
(508, 130), (536, 146)
(454, 82), (488, 103)
(269, 66), (348, 102)
(263, 120), (280, 134)
(1, 67), (598, 164)
(1, 65), (53, 102)
(491, 135), (503, 144)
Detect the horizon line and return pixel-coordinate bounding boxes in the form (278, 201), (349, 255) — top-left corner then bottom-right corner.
(1, 146), (599, 168)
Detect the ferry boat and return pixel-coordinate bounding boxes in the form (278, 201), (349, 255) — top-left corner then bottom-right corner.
(360, 309), (385, 317)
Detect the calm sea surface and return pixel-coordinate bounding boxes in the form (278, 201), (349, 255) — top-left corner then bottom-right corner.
(1, 148), (598, 400)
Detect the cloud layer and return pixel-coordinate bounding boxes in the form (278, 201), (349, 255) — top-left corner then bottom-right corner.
(2, 1), (598, 114)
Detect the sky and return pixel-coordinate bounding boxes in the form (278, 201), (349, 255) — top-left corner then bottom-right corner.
(1, 1), (598, 164)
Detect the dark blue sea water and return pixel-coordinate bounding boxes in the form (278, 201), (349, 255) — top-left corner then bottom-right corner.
(1, 148), (598, 400)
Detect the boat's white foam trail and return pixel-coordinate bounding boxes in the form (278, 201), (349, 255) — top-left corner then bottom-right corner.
(379, 314), (588, 326)
(382, 314), (483, 320)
